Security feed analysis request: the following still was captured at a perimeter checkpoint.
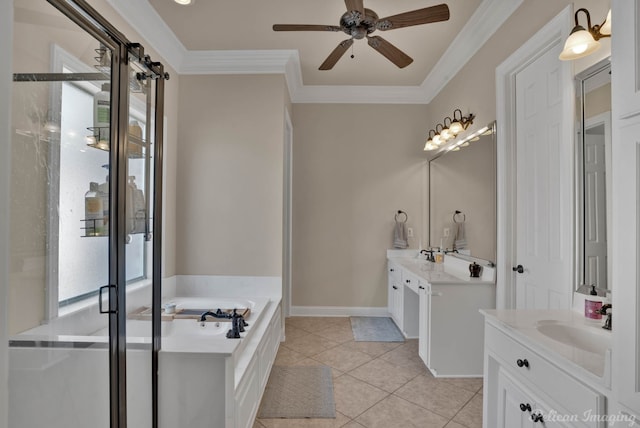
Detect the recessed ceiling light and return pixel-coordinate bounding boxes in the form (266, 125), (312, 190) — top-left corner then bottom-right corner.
(174, 0), (193, 5)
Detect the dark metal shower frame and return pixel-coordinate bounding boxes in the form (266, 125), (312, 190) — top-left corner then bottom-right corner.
(12, 1), (168, 426)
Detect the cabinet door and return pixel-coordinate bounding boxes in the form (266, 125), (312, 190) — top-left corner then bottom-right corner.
(387, 264), (396, 318)
(497, 370), (536, 428)
(612, 1), (640, 119)
(612, 0), (640, 413)
(393, 280), (404, 331)
(498, 369), (576, 428)
(418, 283), (430, 365)
(611, 120), (640, 412)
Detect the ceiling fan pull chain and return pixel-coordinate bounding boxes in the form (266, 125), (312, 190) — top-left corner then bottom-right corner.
(350, 43), (355, 59)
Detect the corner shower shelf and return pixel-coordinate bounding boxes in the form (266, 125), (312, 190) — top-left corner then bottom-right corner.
(86, 127), (150, 159)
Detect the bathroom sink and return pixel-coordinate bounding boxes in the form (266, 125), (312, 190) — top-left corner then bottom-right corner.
(535, 320), (610, 355)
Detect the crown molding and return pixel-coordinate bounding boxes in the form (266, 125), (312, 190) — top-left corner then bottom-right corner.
(180, 50), (299, 75)
(106, 0), (523, 104)
(420, 0), (524, 103)
(292, 85), (429, 104)
(105, 0), (186, 69)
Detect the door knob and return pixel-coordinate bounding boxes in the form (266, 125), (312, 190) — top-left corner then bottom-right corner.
(512, 265), (524, 274)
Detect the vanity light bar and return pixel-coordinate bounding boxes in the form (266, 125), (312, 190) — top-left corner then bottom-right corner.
(424, 109), (474, 151)
(442, 126), (491, 154)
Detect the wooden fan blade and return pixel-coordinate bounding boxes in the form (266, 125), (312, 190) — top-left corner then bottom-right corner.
(367, 35), (413, 68)
(273, 24), (342, 32)
(376, 4), (449, 31)
(345, 0), (364, 16)
(319, 39), (354, 70)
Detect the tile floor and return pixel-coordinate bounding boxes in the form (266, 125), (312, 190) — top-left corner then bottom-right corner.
(253, 316), (483, 428)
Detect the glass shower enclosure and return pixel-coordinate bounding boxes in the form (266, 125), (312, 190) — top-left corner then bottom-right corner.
(9, 1), (166, 426)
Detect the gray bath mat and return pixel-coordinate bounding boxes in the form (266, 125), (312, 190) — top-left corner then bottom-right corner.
(350, 316), (405, 342)
(258, 366), (336, 419)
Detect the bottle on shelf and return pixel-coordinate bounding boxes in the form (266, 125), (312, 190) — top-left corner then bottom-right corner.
(85, 182), (104, 236)
(128, 120), (143, 158)
(127, 176), (146, 234)
(93, 83), (110, 149)
(98, 164), (109, 233)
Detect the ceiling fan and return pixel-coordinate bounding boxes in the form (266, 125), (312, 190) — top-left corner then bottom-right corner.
(273, 0), (450, 70)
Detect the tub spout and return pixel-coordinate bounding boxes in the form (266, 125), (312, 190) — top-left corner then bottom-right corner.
(199, 309), (232, 322)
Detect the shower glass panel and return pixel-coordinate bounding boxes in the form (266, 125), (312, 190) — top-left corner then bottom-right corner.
(124, 55), (156, 428)
(9, 1), (113, 426)
(8, 0), (166, 426)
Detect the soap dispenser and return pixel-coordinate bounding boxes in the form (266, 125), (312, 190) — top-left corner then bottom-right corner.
(585, 285), (603, 320)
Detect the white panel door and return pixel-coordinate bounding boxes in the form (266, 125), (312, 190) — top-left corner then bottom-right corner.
(514, 42), (572, 309)
(583, 127), (607, 289)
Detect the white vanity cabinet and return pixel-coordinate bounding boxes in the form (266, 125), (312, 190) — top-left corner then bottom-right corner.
(420, 280), (494, 376)
(387, 261), (403, 331)
(388, 255), (495, 376)
(483, 315), (607, 428)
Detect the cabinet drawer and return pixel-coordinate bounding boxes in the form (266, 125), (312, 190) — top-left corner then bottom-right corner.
(388, 261), (401, 282)
(401, 270), (421, 294)
(486, 324), (605, 426)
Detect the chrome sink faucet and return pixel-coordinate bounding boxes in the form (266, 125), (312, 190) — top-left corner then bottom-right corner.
(598, 304), (612, 330)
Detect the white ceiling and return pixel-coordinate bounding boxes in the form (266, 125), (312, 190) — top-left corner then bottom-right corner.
(107, 0), (524, 103)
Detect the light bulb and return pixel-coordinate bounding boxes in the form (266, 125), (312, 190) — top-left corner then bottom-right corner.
(559, 27), (600, 60)
(432, 134), (442, 145)
(423, 142), (437, 151)
(450, 121), (463, 135)
(441, 128), (452, 140)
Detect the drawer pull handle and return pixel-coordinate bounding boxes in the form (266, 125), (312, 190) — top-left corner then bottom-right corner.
(406, 279), (411, 283)
(516, 358), (529, 368)
(531, 413), (544, 423)
(390, 268), (395, 272)
(392, 285), (398, 290)
(418, 285), (425, 290)
(519, 403), (532, 412)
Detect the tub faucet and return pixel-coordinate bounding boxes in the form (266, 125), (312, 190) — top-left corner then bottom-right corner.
(597, 304), (612, 330)
(199, 309), (232, 322)
(226, 311), (246, 339)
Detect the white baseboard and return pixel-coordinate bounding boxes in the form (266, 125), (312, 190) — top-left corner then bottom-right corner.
(289, 306), (390, 317)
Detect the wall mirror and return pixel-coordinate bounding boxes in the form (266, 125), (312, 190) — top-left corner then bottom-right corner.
(428, 122), (497, 263)
(575, 59), (611, 294)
